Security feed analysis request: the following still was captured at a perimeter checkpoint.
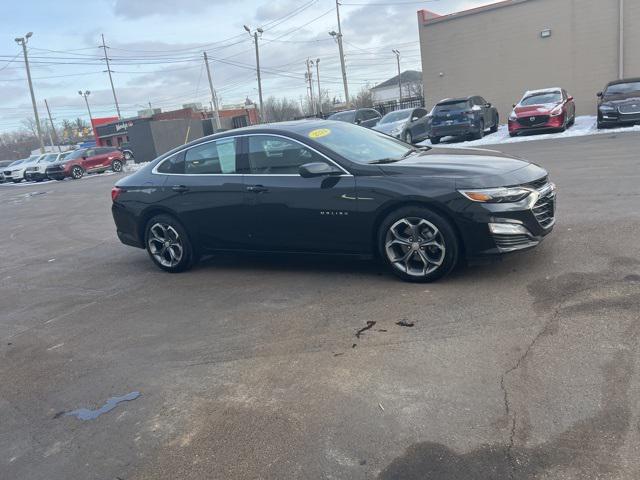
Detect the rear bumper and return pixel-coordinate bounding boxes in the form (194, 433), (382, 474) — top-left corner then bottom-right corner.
(430, 121), (480, 137)
(112, 204), (144, 249)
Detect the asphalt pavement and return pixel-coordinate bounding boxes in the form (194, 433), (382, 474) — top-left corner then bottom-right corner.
(1, 131), (639, 480)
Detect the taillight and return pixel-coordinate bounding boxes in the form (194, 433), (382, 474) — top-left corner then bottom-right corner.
(111, 186), (123, 202)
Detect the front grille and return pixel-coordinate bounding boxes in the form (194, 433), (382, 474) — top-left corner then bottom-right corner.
(619, 104), (640, 114)
(533, 191), (556, 228)
(4, 170), (11, 175)
(493, 234), (537, 250)
(518, 115), (550, 127)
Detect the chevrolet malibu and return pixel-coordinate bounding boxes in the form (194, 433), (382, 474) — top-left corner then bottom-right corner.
(112, 121), (556, 282)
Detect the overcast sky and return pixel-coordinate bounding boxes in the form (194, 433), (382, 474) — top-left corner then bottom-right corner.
(0, 0), (492, 132)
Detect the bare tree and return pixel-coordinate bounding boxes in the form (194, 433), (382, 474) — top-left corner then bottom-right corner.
(353, 85), (374, 108)
(263, 96), (302, 123)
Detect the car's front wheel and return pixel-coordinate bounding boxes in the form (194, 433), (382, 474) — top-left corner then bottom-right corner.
(430, 136), (441, 144)
(378, 207), (459, 282)
(71, 165), (84, 179)
(145, 214), (197, 273)
(404, 131), (413, 144)
(111, 159), (123, 172)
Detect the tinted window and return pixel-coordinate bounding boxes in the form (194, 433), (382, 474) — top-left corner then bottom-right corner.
(97, 147), (115, 154)
(156, 152), (185, 174)
(248, 135), (323, 175)
(434, 100), (469, 111)
(184, 138), (237, 174)
(328, 111), (356, 123)
(605, 81), (640, 95)
(362, 109), (380, 120)
(380, 110), (412, 124)
(520, 92), (562, 105)
(414, 108), (428, 118)
(301, 122), (413, 165)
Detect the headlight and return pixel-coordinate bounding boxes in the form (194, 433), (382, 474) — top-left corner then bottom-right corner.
(458, 186), (533, 203)
(390, 126), (403, 135)
(550, 105), (563, 116)
(509, 111), (517, 121)
(599, 104), (615, 112)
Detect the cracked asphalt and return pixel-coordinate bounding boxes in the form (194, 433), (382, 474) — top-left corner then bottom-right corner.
(1, 131), (639, 479)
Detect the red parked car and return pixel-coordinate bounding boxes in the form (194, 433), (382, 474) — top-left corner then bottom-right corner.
(46, 147), (124, 180)
(508, 88), (576, 137)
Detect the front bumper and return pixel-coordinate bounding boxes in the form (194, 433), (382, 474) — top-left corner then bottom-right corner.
(24, 171), (48, 181)
(430, 121), (480, 138)
(46, 166), (69, 180)
(509, 114), (564, 134)
(599, 111), (640, 126)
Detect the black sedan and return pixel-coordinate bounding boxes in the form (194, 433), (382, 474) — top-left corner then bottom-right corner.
(112, 120), (555, 282)
(597, 78), (640, 129)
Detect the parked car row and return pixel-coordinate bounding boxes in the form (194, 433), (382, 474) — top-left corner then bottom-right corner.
(1, 147), (125, 184)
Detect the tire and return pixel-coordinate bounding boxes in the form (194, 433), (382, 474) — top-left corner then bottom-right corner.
(404, 131), (413, 144)
(123, 151), (133, 161)
(378, 206), (459, 283)
(71, 165), (84, 179)
(13, 179), (22, 183)
(430, 136), (441, 145)
(509, 131), (518, 138)
(472, 120), (485, 140)
(144, 214), (197, 273)
(111, 159), (123, 172)
(490, 115), (499, 133)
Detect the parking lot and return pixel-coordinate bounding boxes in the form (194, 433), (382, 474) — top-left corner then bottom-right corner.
(1, 131), (640, 479)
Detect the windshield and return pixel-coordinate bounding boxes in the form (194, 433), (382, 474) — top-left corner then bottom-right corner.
(605, 81), (640, 96)
(65, 149), (87, 160)
(9, 159), (25, 166)
(328, 111), (356, 123)
(303, 122), (419, 164)
(42, 154), (59, 162)
(434, 101), (469, 112)
(520, 92), (562, 105)
(380, 110), (412, 124)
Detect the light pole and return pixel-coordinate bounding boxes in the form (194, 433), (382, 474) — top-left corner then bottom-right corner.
(244, 25), (264, 122)
(330, 0), (349, 106)
(315, 58), (322, 116)
(15, 32), (45, 153)
(392, 49), (402, 104)
(306, 59), (316, 116)
(78, 90), (93, 124)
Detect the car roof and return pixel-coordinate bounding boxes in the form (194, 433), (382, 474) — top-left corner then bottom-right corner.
(523, 88), (562, 97)
(606, 77), (640, 87)
(437, 96), (473, 104)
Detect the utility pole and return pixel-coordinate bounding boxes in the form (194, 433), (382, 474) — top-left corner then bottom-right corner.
(306, 59), (316, 116)
(315, 58), (322, 116)
(78, 90), (93, 123)
(244, 26), (264, 122)
(329, 0), (349, 107)
(619, 0), (625, 79)
(15, 32), (45, 153)
(44, 99), (62, 152)
(392, 49), (402, 103)
(203, 51), (222, 130)
(101, 34), (122, 119)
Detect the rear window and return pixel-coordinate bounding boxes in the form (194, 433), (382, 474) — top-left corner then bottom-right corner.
(434, 101), (469, 111)
(328, 111), (356, 123)
(605, 81), (640, 95)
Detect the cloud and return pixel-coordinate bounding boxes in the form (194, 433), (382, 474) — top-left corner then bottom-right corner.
(112, 0), (232, 19)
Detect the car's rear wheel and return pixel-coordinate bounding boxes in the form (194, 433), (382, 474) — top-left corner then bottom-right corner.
(145, 214), (197, 273)
(378, 207), (459, 282)
(71, 165), (84, 179)
(123, 151), (133, 161)
(490, 115), (499, 133)
(430, 136), (441, 144)
(12, 179), (21, 183)
(404, 131), (413, 144)
(111, 160), (123, 172)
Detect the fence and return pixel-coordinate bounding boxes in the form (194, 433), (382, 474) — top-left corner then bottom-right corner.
(373, 96), (425, 116)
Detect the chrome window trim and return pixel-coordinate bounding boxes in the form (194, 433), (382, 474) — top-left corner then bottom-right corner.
(151, 133), (353, 177)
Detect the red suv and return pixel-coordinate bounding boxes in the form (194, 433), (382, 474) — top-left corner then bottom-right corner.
(508, 88), (576, 137)
(46, 147), (124, 180)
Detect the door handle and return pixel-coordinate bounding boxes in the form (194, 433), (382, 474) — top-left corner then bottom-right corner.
(246, 185), (269, 193)
(172, 185), (189, 193)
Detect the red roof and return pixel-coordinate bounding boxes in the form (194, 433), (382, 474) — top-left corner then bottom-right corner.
(419, 0), (530, 25)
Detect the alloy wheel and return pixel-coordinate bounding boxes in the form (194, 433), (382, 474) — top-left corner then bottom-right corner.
(71, 166), (83, 179)
(112, 161), (122, 172)
(385, 217), (446, 277)
(148, 223), (184, 268)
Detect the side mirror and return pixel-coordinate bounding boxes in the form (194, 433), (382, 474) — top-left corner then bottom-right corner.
(596, 91), (603, 97)
(299, 162), (342, 178)
(485, 103), (492, 108)
(512, 103), (516, 108)
(411, 116), (419, 122)
(355, 118), (362, 125)
(82, 156), (87, 160)
(567, 96), (574, 102)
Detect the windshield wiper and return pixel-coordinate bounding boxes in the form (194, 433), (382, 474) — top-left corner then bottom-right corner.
(369, 158), (401, 164)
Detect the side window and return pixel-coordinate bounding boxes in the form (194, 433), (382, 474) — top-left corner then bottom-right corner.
(477, 97), (486, 105)
(414, 108), (428, 118)
(184, 138), (237, 174)
(364, 109), (380, 120)
(247, 135), (323, 175)
(85, 149), (95, 157)
(156, 152), (185, 174)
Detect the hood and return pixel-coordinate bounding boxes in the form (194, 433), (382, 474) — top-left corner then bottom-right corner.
(373, 120), (407, 134)
(514, 103), (560, 116)
(377, 146), (546, 188)
(601, 93), (640, 104)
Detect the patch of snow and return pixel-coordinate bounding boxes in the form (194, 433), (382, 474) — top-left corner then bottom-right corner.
(418, 116), (640, 148)
(124, 161), (151, 173)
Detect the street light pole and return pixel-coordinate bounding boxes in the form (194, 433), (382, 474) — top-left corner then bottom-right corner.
(78, 90), (93, 123)
(315, 58), (322, 116)
(306, 59), (316, 116)
(203, 51), (222, 130)
(392, 49), (402, 104)
(15, 32), (45, 153)
(330, 0), (350, 106)
(244, 26), (264, 122)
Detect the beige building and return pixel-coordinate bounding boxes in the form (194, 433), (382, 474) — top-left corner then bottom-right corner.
(418, 0), (640, 118)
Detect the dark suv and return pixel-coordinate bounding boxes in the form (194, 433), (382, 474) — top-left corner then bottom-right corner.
(428, 96), (499, 144)
(46, 147), (124, 180)
(327, 108), (381, 128)
(597, 78), (640, 129)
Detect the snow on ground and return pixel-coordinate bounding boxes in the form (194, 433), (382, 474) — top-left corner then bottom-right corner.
(418, 116), (640, 148)
(123, 161), (150, 173)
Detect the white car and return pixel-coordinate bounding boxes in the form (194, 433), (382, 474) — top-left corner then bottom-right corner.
(2, 156), (41, 183)
(24, 152), (71, 182)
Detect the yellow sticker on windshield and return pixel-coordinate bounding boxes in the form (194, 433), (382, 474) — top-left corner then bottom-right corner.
(308, 128), (331, 139)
